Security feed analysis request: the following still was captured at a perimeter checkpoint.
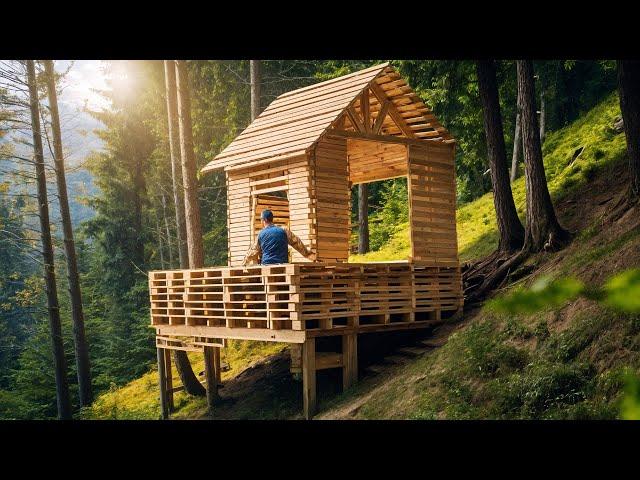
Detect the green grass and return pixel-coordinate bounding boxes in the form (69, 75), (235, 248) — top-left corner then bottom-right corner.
(351, 93), (626, 263)
(319, 93), (640, 420)
(83, 341), (285, 420)
(88, 94), (630, 420)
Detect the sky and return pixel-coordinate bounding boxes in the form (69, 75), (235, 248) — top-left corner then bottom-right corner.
(54, 60), (109, 168)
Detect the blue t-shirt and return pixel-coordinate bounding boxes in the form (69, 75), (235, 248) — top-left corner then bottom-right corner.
(258, 224), (288, 264)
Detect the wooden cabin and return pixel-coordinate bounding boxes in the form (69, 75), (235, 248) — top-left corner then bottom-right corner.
(149, 63), (463, 419)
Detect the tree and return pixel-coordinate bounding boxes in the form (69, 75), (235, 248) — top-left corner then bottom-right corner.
(510, 103), (522, 182)
(517, 60), (569, 252)
(163, 60), (188, 267)
(43, 60), (93, 407)
(175, 60), (204, 269)
(539, 89), (546, 144)
(357, 184), (370, 254)
(163, 60), (205, 397)
(250, 60), (261, 121)
(476, 60), (524, 252)
(26, 60), (72, 420)
(617, 60), (640, 198)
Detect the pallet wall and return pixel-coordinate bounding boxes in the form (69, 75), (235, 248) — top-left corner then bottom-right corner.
(312, 137), (351, 262)
(227, 155), (313, 266)
(347, 139), (408, 185)
(407, 143), (459, 266)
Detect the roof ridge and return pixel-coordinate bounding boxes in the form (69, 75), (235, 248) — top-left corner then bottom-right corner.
(275, 62), (389, 100)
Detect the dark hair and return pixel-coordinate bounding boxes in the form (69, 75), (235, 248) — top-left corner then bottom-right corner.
(261, 209), (274, 222)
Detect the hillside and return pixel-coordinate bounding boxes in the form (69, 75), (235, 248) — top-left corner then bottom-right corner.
(85, 93), (638, 420)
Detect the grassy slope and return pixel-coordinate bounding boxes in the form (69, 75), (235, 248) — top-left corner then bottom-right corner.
(352, 93), (626, 264)
(83, 340), (285, 419)
(87, 94), (632, 420)
(320, 93), (640, 419)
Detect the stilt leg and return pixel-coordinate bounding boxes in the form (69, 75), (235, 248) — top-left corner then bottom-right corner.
(342, 333), (358, 391)
(204, 346), (218, 415)
(214, 346), (222, 385)
(302, 338), (316, 420)
(157, 348), (169, 420)
(164, 348), (174, 411)
(290, 343), (302, 380)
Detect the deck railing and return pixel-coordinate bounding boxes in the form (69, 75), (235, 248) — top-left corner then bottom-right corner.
(149, 262), (462, 334)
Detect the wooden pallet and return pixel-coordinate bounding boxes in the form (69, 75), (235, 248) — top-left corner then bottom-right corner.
(149, 262), (462, 338)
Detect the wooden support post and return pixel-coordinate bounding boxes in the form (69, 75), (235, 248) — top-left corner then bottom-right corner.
(302, 338), (316, 420)
(204, 346), (218, 415)
(290, 343), (302, 377)
(164, 348), (174, 411)
(157, 348), (169, 420)
(214, 347), (222, 385)
(342, 333), (358, 391)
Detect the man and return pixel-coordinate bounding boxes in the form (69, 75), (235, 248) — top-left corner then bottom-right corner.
(242, 209), (317, 266)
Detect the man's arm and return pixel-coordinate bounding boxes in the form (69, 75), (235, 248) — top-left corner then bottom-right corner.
(241, 237), (262, 266)
(285, 228), (315, 260)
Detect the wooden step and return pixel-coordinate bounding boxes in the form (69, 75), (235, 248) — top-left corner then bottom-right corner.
(417, 339), (444, 348)
(397, 346), (426, 357)
(363, 364), (387, 375)
(382, 355), (407, 365)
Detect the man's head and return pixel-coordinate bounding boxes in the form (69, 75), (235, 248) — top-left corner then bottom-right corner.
(261, 209), (274, 227)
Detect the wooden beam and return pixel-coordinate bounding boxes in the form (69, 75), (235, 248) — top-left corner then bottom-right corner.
(204, 346), (218, 414)
(155, 325), (306, 344)
(342, 333), (358, 390)
(361, 90), (370, 132)
(302, 338), (316, 420)
(369, 81), (416, 138)
(157, 348), (170, 420)
(164, 348), (174, 411)
(372, 101), (390, 134)
(327, 129), (427, 147)
(347, 106), (366, 133)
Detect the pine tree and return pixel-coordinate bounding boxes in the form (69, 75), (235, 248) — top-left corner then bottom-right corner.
(476, 60), (524, 252)
(43, 60), (93, 407)
(26, 60), (72, 419)
(517, 60), (569, 252)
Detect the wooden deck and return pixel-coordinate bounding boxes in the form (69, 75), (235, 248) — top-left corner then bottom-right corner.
(150, 261), (462, 341)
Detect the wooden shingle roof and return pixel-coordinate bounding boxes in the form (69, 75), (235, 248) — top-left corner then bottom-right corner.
(201, 63), (452, 173)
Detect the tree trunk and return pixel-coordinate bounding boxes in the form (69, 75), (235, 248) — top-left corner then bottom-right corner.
(617, 60), (640, 198)
(163, 60), (188, 269)
(161, 192), (173, 268)
(175, 60), (204, 269)
(517, 60), (569, 252)
(26, 60), (72, 420)
(250, 60), (261, 122)
(476, 60), (525, 252)
(511, 106), (521, 182)
(357, 183), (369, 254)
(156, 214), (165, 269)
(166, 60), (206, 397)
(43, 60), (93, 407)
(539, 90), (546, 144)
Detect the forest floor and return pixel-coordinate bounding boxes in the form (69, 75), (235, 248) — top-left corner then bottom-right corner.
(85, 93), (639, 420)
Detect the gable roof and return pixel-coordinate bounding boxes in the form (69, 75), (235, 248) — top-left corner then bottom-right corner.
(201, 63), (453, 173)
